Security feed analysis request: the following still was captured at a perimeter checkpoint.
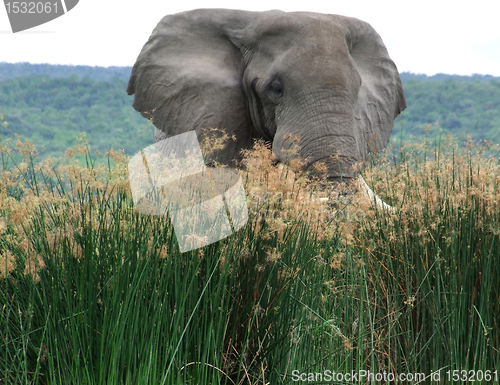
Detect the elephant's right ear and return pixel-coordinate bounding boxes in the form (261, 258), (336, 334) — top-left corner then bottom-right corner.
(127, 9), (256, 157)
(333, 15), (406, 158)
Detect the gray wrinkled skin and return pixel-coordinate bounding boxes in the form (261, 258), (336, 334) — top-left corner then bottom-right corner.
(127, 9), (406, 180)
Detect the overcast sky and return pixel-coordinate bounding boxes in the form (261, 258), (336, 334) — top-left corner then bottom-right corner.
(1, 0), (499, 76)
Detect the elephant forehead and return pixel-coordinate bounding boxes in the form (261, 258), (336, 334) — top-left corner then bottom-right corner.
(266, 39), (359, 94)
(250, 15), (352, 70)
(253, 13), (348, 46)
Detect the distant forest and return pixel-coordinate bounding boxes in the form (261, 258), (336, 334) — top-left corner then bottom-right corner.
(1, 62), (499, 160)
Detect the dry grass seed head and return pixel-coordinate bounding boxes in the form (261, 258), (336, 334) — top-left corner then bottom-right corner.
(240, 140), (369, 241)
(0, 138), (136, 276)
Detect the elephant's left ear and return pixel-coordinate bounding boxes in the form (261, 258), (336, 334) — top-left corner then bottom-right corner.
(126, 9), (258, 161)
(334, 15), (406, 157)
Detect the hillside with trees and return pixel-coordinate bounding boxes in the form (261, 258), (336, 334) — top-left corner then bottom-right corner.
(0, 65), (150, 158)
(0, 62), (131, 82)
(1, 62), (499, 159)
(396, 72), (500, 142)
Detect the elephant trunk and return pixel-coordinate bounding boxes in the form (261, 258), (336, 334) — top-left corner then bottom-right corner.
(272, 90), (362, 181)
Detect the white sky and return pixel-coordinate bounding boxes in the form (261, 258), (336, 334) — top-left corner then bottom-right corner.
(1, 0), (499, 76)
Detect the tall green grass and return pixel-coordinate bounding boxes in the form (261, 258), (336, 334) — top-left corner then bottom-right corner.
(360, 135), (500, 377)
(1, 134), (499, 384)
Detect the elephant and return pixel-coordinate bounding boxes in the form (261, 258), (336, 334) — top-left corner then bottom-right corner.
(127, 8), (406, 184)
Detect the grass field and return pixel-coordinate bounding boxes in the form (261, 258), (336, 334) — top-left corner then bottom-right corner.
(1, 130), (499, 384)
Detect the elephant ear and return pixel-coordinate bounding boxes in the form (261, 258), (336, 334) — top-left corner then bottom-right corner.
(127, 9), (256, 163)
(335, 15), (406, 158)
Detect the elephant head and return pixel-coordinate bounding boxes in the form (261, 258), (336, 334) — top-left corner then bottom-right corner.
(127, 9), (406, 181)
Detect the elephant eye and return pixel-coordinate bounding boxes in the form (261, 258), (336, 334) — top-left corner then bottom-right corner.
(268, 79), (283, 98)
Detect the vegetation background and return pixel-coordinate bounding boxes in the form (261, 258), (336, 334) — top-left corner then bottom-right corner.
(1, 62), (500, 159)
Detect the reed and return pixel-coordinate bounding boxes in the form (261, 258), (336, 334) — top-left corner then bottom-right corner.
(1, 131), (498, 384)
